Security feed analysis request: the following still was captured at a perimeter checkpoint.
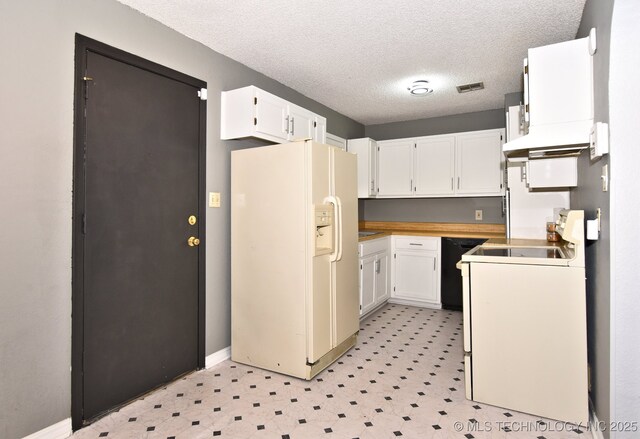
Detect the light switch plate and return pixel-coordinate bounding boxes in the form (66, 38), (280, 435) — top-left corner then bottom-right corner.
(209, 192), (221, 208)
(475, 210), (483, 221)
(601, 165), (609, 192)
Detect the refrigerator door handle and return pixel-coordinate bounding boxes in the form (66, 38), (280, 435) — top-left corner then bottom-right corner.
(324, 196), (340, 262)
(334, 196), (344, 262)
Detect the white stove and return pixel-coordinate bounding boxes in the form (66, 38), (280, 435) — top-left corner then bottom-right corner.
(458, 210), (588, 424)
(462, 209), (584, 267)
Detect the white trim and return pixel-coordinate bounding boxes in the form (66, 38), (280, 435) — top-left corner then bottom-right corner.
(22, 418), (71, 439)
(359, 300), (388, 321)
(589, 406), (605, 439)
(388, 298), (442, 309)
(205, 346), (231, 369)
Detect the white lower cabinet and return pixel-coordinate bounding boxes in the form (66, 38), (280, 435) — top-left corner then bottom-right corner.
(390, 236), (441, 308)
(358, 237), (390, 316)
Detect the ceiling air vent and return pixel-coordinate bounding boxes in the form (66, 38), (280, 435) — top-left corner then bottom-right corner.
(456, 82), (485, 93)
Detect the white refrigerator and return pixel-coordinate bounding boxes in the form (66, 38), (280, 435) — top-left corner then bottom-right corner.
(231, 140), (359, 379)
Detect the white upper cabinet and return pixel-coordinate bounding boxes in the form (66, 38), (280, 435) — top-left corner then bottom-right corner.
(456, 130), (504, 195)
(325, 133), (347, 150)
(347, 137), (377, 198)
(254, 88), (289, 142)
(375, 129), (504, 198)
(414, 135), (455, 196)
(314, 116), (327, 144)
(221, 85), (328, 144)
(288, 103), (314, 141)
(377, 139), (414, 197)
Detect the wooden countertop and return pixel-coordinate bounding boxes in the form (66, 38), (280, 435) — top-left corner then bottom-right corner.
(358, 221), (506, 241)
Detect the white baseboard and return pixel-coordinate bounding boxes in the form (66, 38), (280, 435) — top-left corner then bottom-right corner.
(22, 418), (72, 439)
(360, 301), (389, 321)
(205, 346), (231, 369)
(388, 298), (442, 310)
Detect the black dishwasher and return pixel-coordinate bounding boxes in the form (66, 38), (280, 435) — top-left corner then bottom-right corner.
(441, 238), (486, 310)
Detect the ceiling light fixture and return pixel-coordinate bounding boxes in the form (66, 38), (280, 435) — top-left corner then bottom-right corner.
(408, 80), (433, 96)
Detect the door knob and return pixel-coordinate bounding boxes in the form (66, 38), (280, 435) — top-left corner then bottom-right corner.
(187, 236), (200, 247)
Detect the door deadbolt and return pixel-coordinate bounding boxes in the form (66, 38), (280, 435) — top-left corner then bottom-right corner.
(187, 236), (200, 247)
(188, 215), (197, 225)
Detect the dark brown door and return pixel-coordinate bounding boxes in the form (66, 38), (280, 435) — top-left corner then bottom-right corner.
(72, 35), (206, 427)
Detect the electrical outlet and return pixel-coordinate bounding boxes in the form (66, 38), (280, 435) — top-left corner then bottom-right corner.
(475, 210), (483, 221)
(209, 192), (221, 208)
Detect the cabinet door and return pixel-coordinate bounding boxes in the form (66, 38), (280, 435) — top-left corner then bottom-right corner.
(394, 250), (437, 303)
(313, 116), (327, 144)
(414, 136), (455, 195)
(347, 138), (377, 198)
(255, 89), (289, 142)
(360, 255), (376, 315)
(326, 133), (347, 150)
(374, 253), (389, 303)
(456, 130), (503, 195)
(288, 104), (314, 141)
(377, 139), (413, 196)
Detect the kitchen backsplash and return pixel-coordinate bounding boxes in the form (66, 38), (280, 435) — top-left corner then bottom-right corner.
(361, 197), (505, 224)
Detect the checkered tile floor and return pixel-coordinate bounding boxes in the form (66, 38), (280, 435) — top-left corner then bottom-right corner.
(72, 304), (586, 438)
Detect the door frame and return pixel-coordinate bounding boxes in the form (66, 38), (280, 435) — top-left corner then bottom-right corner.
(71, 34), (207, 430)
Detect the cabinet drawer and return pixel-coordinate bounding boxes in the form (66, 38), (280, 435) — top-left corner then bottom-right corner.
(359, 236), (389, 257)
(394, 236), (439, 251)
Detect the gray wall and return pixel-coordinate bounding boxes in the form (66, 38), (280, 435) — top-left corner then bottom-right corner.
(570, 0), (614, 435)
(361, 108), (507, 224)
(365, 108), (505, 141)
(609, 0), (640, 435)
(504, 91), (523, 109)
(0, 1), (363, 437)
(363, 198), (504, 224)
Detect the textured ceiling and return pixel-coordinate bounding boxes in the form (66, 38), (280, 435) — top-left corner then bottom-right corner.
(116, 0), (586, 125)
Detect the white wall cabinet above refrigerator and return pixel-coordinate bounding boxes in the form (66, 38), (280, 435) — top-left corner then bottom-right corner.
(375, 129), (504, 198)
(221, 85), (326, 144)
(326, 133), (347, 150)
(347, 138), (378, 198)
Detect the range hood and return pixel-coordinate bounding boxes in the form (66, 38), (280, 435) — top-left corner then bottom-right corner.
(503, 120), (591, 161)
(504, 35), (594, 161)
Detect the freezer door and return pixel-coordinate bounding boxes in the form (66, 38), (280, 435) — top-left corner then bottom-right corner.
(331, 147), (359, 346)
(231, 143), (308, 378)
(308, 143), (333, 363)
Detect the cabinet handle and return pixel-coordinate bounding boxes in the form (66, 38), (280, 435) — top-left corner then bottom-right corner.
(433, 258), (436, 271)
(409, 243), (423, 246)
(410, 179), (413, 192)
(451, 177), (453, 190)
(457, 177), (460, 190)
(375, 259), (380, 274)
(285, 115), (290, 134)
(371, 180), (374, 191)
(290, 117), (295, 134)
